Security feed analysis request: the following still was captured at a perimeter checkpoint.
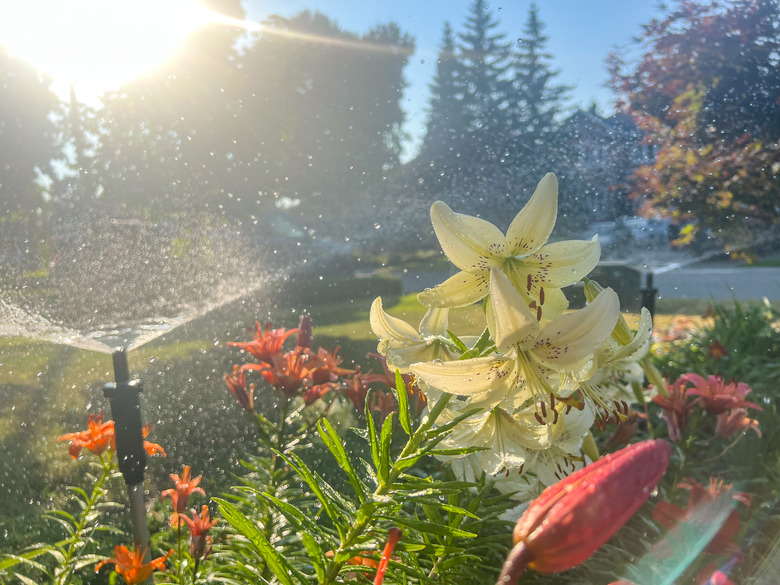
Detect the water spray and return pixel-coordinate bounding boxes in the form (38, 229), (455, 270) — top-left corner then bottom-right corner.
(102, 348), (152, 567)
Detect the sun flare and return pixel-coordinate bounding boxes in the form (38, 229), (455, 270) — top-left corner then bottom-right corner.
(0, 0), (215, 97)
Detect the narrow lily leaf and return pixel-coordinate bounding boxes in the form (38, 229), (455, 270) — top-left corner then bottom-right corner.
(414, 499), (480, 520)
(437, 554), (485, 570)
(276, 450), (343, 529)
(301, 532), (326, 583)
(474, 326), (494, 354)
(73, 554), (106, 570)
(425, 408), (483, 438)
(382, 516), (477, 538)
(394, 370), (412, 435)
(378, 412), (395, 485)
(446, 329), (469, 353)
(427, 446), (489, 457)
(259, 493), (320, 533)
(318, 418), (366, 502)
(14, 574), (40, 585)
(365, 393), (381, 472)
(215, 499), (295, 585)
(395, 542), (465, 556)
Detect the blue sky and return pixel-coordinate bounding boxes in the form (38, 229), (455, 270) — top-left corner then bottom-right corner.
(244, 0), (665, 159)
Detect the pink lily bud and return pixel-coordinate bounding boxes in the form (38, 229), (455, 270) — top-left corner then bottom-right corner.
(297, 314), (313, 349)
(498, 440), (671, 583)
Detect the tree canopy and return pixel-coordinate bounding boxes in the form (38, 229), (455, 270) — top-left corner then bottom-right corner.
(610, 0), (780, 250)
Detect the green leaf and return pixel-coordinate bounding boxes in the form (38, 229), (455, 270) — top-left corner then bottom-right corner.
(425, 408), (482, 438)
(276, 450), (343, 529)
(382, 516), (477, 538)
(365, 393), (381, 472)
(259, 493), (320, 534)
(301, 532), (326, 583)
(318, 418), (366, 502)
(378, 412), (395, 485)
(415, 499), (480, 520)
(215, 499), (296, 585)
(427, 446), (488, 457)
(394, 370), (412, 435)
(446, 329), (469, 353)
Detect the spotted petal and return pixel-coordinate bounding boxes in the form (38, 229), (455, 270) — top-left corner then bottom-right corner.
(531, 287), (620, 367)
(505, 173), (558, 256)
(411, 355), (513, 397)
(526, 238), (601, 288)
(430, 201), (505, 272)
(417, 270), (489, 308)
(487, 268), (541, 353)
(370, 297), (421, 348)
(418, 307), (449, 338)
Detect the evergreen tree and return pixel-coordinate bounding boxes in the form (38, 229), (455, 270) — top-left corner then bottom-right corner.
(455, 0), (513, 169)
(421, 22), (461, 165)
(512, 3), (570, 159)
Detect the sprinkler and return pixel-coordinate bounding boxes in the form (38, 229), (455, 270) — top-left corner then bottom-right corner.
(103, 348), (152, 567)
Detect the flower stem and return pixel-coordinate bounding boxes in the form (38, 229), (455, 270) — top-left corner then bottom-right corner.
(54, 451), (116, 585)
(322, 394), (452, 584)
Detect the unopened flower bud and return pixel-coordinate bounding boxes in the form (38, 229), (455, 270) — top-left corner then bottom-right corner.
(498, 440), (671, 583)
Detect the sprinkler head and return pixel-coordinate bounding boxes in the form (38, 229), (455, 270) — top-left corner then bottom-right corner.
(103, 348), (147, 485)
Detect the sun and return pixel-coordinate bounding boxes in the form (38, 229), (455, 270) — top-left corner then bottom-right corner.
(0, 0), (215, 98)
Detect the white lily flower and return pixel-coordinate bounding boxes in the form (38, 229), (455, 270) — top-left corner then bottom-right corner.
(522, 404), (594, 486)
(418, 173), (600, 320)
(437, 406), (554, 475)
(369, 297), (464, 373)
(412, 268), (620, 415)
(563, 283), (654, 417)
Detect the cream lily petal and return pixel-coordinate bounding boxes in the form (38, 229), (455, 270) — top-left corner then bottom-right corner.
(526, 238), (601, 288)
(505, 173), (558, 256)
(430, 201), (505, 272)
(527, 448), (586, 487)
(487, 268), (540, 353)
(370, 297), (421, 346)
(417, 270), (489, 308)
(611, 307), (653, 362)
(411, 355), (513, 397)
(554, 406), (595, 453)
(386, 342), (456, 373)
(418, 307), (449, 337)
(531, 288), (620, 367)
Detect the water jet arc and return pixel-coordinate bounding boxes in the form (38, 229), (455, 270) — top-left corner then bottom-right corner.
(102, 348), (152, 571)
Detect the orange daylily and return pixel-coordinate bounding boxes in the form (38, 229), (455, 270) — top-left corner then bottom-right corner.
(95, 544), (172, 584)
(161, 465), (206, 527)
(227, 321), (299, 362)
(56, 413), (165, 459)
(498, 440), (672, 584)
(309, 345), (356, 385)
(140, 424), (167, 458)
(653, 376), (696, 441)
(259, 347), (317, 397)
(56, 412), (115, 459)
(224, 364), (255, 412)
(681, 373), (761, 416)
(653, 478), (750, 554)
(182, 505), (218, 559)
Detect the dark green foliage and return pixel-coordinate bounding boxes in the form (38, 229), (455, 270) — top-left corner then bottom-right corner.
(654, 300), (780, 395)
(218, 378), (515, 585)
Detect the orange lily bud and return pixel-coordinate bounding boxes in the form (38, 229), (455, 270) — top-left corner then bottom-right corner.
(498, 440), (671, 583)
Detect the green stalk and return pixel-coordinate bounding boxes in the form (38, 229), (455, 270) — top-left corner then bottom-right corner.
(54, 450), (116, 585)
(322, 394), (452, 584)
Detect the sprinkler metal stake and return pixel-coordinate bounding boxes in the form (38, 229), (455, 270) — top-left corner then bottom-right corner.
(103, 348), (152, 569)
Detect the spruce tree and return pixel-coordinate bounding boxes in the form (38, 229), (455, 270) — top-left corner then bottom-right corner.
(421, 22), (461, 166)
(455, 0), (513, 169)
(512, 3), (570, 156)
